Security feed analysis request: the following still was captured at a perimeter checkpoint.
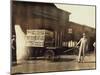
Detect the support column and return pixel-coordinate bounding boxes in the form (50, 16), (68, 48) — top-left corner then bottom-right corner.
(15, 25), (29, 64)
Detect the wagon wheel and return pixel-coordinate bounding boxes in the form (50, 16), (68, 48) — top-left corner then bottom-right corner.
(44, 50), (55, 61)
(54, 55), (60, 61)
(74, 48), (79, 55)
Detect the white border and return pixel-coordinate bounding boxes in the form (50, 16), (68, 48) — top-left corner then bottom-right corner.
(0, 0), (100, 75)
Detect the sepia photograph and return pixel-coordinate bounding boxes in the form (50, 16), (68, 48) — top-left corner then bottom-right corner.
(11, 0), (96, 74)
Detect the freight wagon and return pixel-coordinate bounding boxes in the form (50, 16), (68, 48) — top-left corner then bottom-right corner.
(26, 29), (78, 61)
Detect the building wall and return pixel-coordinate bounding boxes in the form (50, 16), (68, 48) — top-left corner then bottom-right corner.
(12, 1), (70, 33)
(12, 1), (95, 51)
(66, 22), (96, 51)
(12, 1), (70, 47)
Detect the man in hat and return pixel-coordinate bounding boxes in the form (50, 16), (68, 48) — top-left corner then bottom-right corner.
(93, 42), (96, 54)
(76, 33), (88, 63)
(11, 35), (16, 62)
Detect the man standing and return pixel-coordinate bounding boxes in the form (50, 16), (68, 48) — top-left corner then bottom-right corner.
(11, 35), (16, 62)
(76, 33), (88, 63)
(93, 42), (96, 54)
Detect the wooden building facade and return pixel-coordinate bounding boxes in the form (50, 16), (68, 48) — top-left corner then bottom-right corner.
(12, 1), (96, 51)
(12, 1), (71, 47)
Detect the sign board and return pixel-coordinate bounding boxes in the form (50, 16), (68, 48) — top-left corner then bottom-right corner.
(27, 30), (45, 36)
(26, 41), (44, 47)
(26, 29), (53, 47)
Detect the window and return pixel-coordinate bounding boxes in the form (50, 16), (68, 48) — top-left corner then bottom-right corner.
(68, 28), (72, 34)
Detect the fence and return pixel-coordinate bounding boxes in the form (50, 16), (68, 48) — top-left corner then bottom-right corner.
(63, 40), (77, 47)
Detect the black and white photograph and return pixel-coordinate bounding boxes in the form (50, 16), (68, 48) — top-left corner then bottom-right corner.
(11, 0), (96, 74)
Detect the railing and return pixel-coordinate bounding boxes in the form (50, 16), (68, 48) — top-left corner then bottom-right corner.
(62, 40), (77, 47)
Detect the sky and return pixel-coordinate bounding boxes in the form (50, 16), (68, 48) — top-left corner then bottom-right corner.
(55, 4), (96, 28)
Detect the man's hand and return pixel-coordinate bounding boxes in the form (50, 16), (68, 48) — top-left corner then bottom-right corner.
(75, 46), (79, 48)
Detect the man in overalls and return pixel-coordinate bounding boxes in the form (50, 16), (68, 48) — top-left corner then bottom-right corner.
(76, 33), (88, 63)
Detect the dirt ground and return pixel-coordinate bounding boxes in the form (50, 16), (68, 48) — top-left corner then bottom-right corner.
(11, 52), (96, 74)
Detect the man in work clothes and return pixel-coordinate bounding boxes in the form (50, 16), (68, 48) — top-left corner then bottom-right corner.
(76, 33), (88, 63)
(11, 35), (16, 62)
(93, 42), (96, 54)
